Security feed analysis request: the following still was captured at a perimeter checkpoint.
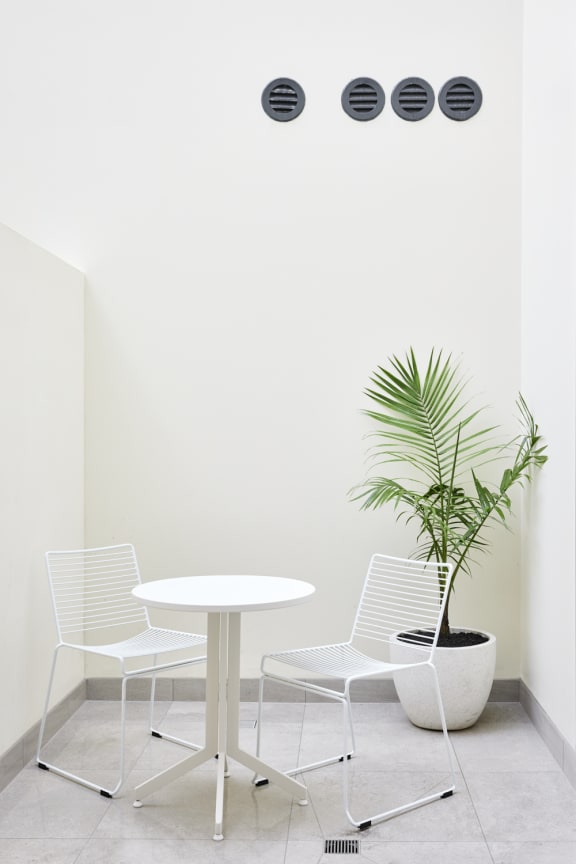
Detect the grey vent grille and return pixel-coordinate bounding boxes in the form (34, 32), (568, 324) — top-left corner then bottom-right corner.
(262, 78), (305, 122)
(439, 77), (482, 121)
(392, 77), (434, 121)
(324, 839), (360, 854)
(342, 78), (385, 121)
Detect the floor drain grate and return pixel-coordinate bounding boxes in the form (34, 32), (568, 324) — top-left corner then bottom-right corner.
(324, 839), (360, 854)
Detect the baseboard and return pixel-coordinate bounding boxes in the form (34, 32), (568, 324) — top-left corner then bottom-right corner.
(85, 676), (519, 703)
(0, 681), (85, 794)
(519, 680), (576, 790)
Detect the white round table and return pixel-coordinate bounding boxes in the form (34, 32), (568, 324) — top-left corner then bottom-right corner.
(131, 574), (315, 840)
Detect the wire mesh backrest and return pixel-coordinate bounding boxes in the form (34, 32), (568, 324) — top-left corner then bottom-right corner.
(352, 554), (452, 657)
(46, 544), (149, 642)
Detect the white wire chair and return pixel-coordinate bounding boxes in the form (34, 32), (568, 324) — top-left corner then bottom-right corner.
(36, 544), (207, 797)
(255, 553), (456, 829)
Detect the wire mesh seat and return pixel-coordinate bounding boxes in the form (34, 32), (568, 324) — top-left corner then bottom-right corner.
(36, 544), (207, 797)
(255, 553), (456, 829)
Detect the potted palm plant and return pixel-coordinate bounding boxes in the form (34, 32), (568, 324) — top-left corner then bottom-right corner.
(352, 348), (547, 729)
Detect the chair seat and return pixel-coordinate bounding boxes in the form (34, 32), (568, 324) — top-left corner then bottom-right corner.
(79, 627), (207, 659)
(265, 642), (394, 679)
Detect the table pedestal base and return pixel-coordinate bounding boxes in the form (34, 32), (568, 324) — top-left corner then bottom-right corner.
(133, 612), (308, 839)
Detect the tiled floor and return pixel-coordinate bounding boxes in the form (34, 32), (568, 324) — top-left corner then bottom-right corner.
(1, 700), (575, 863)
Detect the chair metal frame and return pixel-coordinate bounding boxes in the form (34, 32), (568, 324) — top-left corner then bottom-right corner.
(36, 544), (207, 797)
(255, 553), (457, 829)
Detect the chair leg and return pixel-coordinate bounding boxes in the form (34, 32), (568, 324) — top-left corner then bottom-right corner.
(344, 695), (357, 755)
(37, 654), (206, 797)
(37, 645), (120, 798)
(36, 645), (61, 765)
(148, 660), (158, 733)
(254, 673), (356, 782)
(147, 661), (204, 753)
(342, 664), (456, 830)
(255, 673), (266, 760)
(105, 676), (130, 797)
(430, 663), (457, 789)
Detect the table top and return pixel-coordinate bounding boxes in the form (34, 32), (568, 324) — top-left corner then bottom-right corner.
(132, 574), (316, 613)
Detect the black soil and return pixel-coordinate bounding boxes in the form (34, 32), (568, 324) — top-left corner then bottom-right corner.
(397, 630), (490, 648)
(437, 630), (489, 648)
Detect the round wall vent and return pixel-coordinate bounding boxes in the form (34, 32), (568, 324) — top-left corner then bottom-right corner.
(261, 78), (305, 122)
(341, 78), (385, 121)
(391, 77), (435, 121)
(439, 77), (482, 121)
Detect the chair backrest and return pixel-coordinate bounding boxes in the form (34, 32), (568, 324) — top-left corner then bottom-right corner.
(351, 554), (453, 658)
(45, 544), (150, 644)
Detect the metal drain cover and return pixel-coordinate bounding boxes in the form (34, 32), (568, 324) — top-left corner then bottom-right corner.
(324, 838), (360, 854)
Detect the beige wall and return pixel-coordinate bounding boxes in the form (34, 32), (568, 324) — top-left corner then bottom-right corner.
(521, 0), (576, 748)
(79, 0), (524, 677)
(0, 2), (525, 692)
(0, 223), (84, 755)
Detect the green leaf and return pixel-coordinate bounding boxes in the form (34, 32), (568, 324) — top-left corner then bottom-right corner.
(350, 348), (548, 631)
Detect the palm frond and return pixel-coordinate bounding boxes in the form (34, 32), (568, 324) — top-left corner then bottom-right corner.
(351, 348), (548, 633)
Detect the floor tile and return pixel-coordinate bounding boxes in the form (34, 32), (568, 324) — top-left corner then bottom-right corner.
(287, 767), (478, 841)
(37, 718), (149, 772)
(95, 765), (294, 841)
(475, 703), (533, 726)
(488, 841), (576, 863)
(298, 714), (458, 774)
(0, 769), (111, 838)
(76, 837), (288, 863)
(451, 721), (560, 773)
(466, 771), (576, 841)
(285, 840), (334, 864)
(241, 701), (306, 725)
(72, 699), (171, 724)
(0, 839), (88, 863)
(356, 841), (494, 864)
(302, 701), (407, 726)
(161, 701), (205, 721)
(132, 730), (214, 773)
(3, 698), (574, 864)
(241, 724), (304, 769)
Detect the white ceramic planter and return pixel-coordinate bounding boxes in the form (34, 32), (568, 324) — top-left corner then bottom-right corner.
(389, 629), (497, 731)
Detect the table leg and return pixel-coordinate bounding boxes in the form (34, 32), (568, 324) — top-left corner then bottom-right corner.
(133, 610), (307, 838)
(213, 611), (228, 840)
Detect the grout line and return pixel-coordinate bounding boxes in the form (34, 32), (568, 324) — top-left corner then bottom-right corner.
(449, 739), (497, 864)
(71, 840), (93, 864)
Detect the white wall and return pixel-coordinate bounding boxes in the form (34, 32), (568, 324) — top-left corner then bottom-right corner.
(0, 224), (84, 756)
(83, 0), (525, 677)
(0, 1), (525, 680)
(521, 0), (576, 747)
